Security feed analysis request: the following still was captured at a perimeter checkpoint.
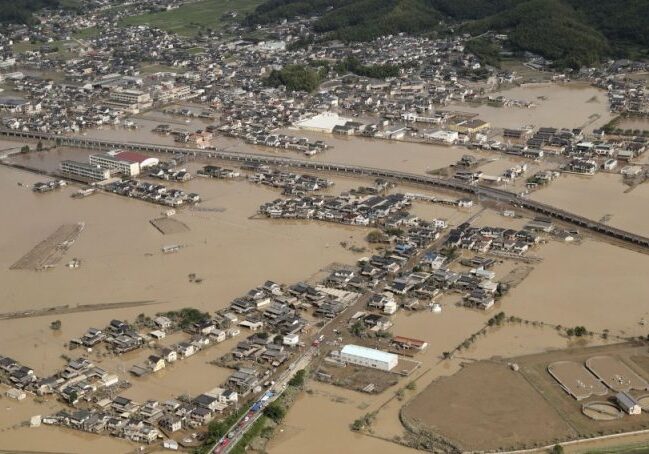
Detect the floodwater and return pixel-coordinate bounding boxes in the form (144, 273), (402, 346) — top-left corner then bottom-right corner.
(73, 109), (537, 177)
(530, 172), (649, 237)
(0, 394), (134, 453)
(0, 163), (372, 452)
(616, 117), (649, 132)
(266, 381), (418, 454)
(0, 164), (370, 359)
(501, 239), (649, 338)
(72, 86), (611, 178)
(452, 83), (613, 132)
(0, 80), (642, 452)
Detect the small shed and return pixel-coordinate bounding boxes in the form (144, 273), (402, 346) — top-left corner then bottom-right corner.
(616, 392), (641, 415)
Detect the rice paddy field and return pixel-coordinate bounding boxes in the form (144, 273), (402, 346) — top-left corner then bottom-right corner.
(119, 0), (265, 35)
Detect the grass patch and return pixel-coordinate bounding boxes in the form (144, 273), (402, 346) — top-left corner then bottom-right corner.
(140, 63), (187, 74)
(119, 0), (264, 36)
(12, 40), (78, 61)
(12, 41), (38, 52)
(73, 26), (99, 40)
(586, 445), (649, 454)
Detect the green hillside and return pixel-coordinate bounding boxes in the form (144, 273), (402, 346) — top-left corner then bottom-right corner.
(245, 0), (649, 67)
(463, 0), (610, 68)
(0, 0), (60, 25)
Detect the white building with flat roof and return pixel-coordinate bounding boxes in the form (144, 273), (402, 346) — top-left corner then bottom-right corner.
(340, 344), (398, 371)
(295, 112), (353, 134)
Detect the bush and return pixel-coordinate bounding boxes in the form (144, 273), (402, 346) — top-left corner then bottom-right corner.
(367, 230), (387, 243)
(288, 369), (306, 388)
(351, 412), (376, 431)
(263, 401), (286, 423)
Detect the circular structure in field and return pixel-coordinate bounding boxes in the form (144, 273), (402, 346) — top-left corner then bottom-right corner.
(582, 401), (624, 421)
(637, 395), (649, 411)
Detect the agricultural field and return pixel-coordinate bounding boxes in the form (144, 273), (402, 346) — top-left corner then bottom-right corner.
(402, 343), (649, 451)
(119, 0), (264, 35)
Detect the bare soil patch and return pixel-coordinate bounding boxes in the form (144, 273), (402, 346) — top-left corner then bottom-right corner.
(402, 361), (576, 451)
(402, 343), (649, 451)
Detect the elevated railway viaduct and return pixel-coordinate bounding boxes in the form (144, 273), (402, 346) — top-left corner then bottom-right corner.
(3, 129), (649, 250)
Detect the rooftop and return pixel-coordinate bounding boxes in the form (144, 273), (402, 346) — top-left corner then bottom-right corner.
(341, 344), (398, 363)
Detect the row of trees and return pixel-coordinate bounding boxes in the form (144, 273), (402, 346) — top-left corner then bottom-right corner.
(334, 57), (400, 79)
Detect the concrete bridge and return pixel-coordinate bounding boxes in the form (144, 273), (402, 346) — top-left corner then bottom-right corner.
(3, 129), (649, 250)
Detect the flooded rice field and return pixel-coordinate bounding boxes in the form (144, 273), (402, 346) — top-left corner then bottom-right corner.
(530, 172), (649, 237)
(453, 83), (613, 133)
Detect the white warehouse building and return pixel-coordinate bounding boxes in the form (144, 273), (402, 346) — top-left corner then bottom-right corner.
(340, 344), (398, 371)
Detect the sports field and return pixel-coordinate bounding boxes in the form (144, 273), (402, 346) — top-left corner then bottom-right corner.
(119, 0), (264, 35)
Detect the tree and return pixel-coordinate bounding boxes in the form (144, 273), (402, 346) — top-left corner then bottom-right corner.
(67, 390), (78, 404)
(265, 65), (324, 92)
(367, 230), (387, 243)
(350, 412), (376, 431)
(36, 140), (43, 151)
(574, 326), (587, 337)
(263, 401), (286, 423)
(351, 320), (365, 337)
(207, 420), (227, 439)
(551, 444), (564, 454)
(20, 145), (30, 153)
(50, 320), (62, 330)
(288, 369), (306, 388)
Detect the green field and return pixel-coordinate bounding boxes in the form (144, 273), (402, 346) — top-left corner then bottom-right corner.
(119, 0), (264, 35)
(584, 444), (649, 454)
(139, 64), (188, 74)
(73, 26), (99, 40)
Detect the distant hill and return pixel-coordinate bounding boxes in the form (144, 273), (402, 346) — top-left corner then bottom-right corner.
(0, 0), (60, 25)
(245, 0), (649, 67)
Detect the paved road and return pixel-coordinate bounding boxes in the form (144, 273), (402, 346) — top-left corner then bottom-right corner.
(211, 349), (316, 453)
(211, 214), (468, 453)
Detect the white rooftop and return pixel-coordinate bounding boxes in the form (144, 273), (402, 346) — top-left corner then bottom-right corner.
(295, 112), (352, 133)
(341, 344), (398, 363)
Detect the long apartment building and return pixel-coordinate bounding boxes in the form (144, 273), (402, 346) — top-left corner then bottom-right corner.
(60, 160), (111, 181)
(89, 153), (140, 176)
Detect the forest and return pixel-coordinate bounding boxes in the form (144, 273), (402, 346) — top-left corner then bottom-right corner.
(246, 0), (649, 67)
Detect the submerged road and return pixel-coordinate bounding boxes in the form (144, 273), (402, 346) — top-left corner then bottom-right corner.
(3, 129), (649, 251)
